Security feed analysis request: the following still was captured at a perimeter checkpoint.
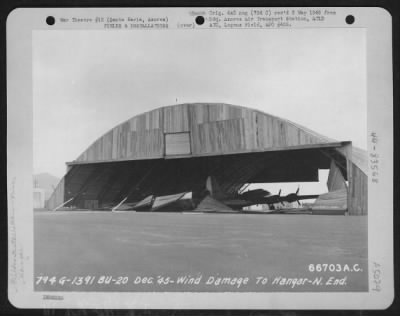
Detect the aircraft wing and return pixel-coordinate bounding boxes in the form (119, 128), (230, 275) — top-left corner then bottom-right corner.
(296, 194), (320, 200)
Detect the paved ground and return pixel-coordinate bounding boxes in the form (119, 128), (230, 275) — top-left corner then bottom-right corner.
(34, 211), (368, 292)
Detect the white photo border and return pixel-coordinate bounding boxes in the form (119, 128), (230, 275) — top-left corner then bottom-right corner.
(6, 7), (393, 309)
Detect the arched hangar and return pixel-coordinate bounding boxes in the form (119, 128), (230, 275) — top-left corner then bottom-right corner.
(47, 103), (367, 215)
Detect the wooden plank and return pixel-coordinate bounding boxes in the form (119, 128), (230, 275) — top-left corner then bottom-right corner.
(242, 109), (253, 150)
(286, 123), (300, 147)
(163, 104), (189, 133)
(349, 163), (368, 215)
(129, 116), (137, 131)
(192, 118), (245, 155)
(341, 143), (367, 215)
(129, 129), (163, 159)
(112, 127), (118, 159)
(191, 103), (209, 124)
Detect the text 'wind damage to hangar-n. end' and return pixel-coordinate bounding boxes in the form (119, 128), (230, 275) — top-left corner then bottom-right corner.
(46, 103), (367, 215)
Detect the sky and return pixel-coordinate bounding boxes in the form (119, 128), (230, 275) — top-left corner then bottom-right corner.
(33, 28), (366, 197)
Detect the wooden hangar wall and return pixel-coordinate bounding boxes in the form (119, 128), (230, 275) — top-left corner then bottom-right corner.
(74, 103), (335, 162)
(326, 145), (368, 216)
(341, 145), (368, 216)
(46, 103), (367, 215)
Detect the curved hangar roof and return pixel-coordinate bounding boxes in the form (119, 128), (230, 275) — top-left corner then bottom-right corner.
(72, 103), (352, 164)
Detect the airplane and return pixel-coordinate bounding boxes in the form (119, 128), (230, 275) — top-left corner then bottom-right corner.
(115, 176), (320, 212)
(279, 187), (320, 206)
(204, 177), (285, 210)
(223, 188), (283, 210)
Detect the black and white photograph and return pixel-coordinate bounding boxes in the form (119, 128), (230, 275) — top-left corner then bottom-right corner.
(7, 7), (393, 309)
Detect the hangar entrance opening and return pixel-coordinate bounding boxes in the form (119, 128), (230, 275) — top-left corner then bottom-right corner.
(48, 142), (367, 215)
(241, 169), (330, 211)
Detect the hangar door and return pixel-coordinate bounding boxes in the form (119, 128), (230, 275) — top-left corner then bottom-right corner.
(165, 132), (191, 156)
